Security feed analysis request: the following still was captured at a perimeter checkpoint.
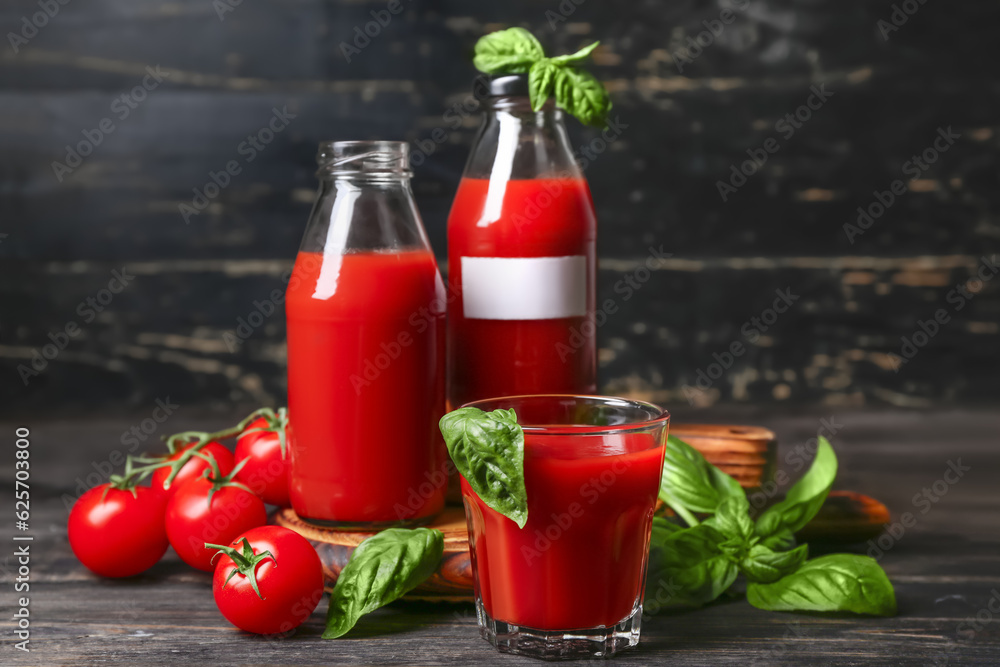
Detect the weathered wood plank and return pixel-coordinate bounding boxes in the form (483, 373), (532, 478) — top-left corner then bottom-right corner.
(1, 410), (998, 665)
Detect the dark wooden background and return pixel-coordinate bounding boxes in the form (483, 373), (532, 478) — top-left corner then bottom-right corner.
(2, 0), (998, 418)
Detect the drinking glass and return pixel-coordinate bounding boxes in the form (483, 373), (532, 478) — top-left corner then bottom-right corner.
(459, 394), (669, 659)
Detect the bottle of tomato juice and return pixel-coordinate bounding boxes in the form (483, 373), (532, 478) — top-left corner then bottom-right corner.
(285, 141), (447, 529)
(446, 74), (598, 408)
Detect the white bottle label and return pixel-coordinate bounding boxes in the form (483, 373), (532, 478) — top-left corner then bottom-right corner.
(461, 255), (587, 320)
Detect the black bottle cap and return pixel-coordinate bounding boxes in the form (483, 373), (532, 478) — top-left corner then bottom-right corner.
(473, 73), (530, 100)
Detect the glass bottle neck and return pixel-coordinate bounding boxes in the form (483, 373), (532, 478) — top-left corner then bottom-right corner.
(463, 97), (582, 181)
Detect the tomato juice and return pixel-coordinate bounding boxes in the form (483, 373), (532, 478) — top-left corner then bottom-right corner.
(446, 177), (597, 408)
(285, 249), (447, 525)
(462, 428), (665, 630)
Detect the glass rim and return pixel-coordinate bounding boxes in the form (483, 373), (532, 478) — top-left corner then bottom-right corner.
(460, 394), (670, 436)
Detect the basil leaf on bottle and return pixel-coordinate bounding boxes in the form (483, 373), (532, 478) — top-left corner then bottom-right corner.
(323, 528), (444, 639)
(740, 543), (809, 584)
(755, 437), (837, 539)
(660, 435), (745, 515)
(644, 522), (737, 610)
(473, 27), (544, 74)
(439, 407), (528, 528)
(528, 59), (557, 112)
(747, 554), (896, 616)
(549, 40), (599, 67)
(553, 66), (612, 127)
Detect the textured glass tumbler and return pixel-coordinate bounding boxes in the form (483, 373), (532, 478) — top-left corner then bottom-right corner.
(458, 395), (669, 659)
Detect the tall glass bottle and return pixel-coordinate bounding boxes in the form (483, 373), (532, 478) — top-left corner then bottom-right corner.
(286, 141), (447, 528)
(447, 74), (598, 408)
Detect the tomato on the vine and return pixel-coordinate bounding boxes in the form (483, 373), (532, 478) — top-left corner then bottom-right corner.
(234, 411), (292, 507)
(68, 484), (168, 578)
(152, 440), (234, 497)
(165, 457), (267, 571)
(207, 526), (324, 635)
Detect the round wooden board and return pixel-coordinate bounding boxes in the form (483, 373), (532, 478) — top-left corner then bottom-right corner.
(274, 423), (778, 603)
(273, 506), (474, 603)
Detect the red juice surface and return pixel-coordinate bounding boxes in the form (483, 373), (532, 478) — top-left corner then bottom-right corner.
(462, 431), (664, 630)
(446, 177), (597, 408)
(285, 250), (447, 524)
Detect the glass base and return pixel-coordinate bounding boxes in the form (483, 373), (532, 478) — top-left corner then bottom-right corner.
(476, 599), (642, 660)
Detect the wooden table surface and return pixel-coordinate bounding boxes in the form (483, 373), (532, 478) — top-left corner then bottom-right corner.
(3, 408), (999, 666)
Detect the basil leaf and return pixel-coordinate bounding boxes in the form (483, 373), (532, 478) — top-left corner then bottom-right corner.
(740, 543), (809, 584)
(761, 528), (797, 551)
(756, 437), (837, 539)
(439, 407), (528, 528)
(651, 515), (684, 540)
(747, 554), (896, 616)
(644, 522), (737, 610)
(660, 435), (744, 515)
(550, 40), (599, 66)
(711, 494), (753, 542)
(528, 59), (557, 112)
(323, 528), (444, 639)
(473, 27), (544, 74)
(553, 66), (612, 127)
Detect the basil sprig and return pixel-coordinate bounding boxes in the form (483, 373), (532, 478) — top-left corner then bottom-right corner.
(649, 436), (897, 616)
(439, 407), (528, 528)
(473, 27), (612, 127)
(323, 528), (444, 639)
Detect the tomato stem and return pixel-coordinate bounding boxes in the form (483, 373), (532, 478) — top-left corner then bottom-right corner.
(205, 537), (275, 600)
(192, 450), (255, 504)
(157, 407), (288, 490)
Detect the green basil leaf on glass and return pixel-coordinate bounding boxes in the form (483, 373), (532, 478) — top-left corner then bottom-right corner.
(439, 407), (528, 528)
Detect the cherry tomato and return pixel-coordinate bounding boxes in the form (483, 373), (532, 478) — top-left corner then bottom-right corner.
(68, 485), (168, 578)
(165, 474), (267, 571)
(235, 416), (291, 507)
(209, 526), (324, 635)
(152, 441), (234, 497)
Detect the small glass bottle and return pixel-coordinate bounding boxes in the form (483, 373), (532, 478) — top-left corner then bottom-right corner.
(447, 74), (598, 409)
(285, 141), (447, 528)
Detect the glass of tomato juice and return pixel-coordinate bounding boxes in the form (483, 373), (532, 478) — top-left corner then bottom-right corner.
(459, 395), (668, 659)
